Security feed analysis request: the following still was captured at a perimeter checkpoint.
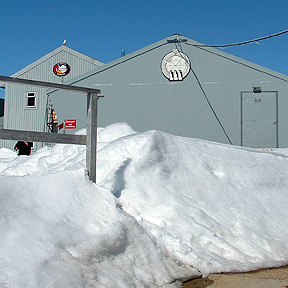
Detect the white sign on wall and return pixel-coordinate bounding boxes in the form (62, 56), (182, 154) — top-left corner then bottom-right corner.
(161, 49), (190, 81)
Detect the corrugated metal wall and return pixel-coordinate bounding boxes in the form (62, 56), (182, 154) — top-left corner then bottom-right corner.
(4, 84), (46, 130)
(2, 84), (48, 150)
(15, 50), (100, 83)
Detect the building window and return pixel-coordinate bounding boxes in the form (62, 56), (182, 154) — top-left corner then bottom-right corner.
(27, 92), (36, 108)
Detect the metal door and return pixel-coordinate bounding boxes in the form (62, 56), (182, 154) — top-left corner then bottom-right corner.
(241, 91), (278, 148)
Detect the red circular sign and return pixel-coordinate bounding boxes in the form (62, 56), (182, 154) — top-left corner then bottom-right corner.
(53, 62), (71, 76)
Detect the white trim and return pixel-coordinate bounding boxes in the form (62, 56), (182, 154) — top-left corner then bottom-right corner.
(26, 92), (36, 108)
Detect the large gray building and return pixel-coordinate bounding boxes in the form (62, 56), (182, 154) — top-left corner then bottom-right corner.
(2, 34), (288, 150)
(50, 34), (288, 148)
(1, 44), (104, 150)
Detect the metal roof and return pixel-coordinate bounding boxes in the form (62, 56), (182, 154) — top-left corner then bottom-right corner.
(56, 34), (288, 88)
(11, 45), (104, 78)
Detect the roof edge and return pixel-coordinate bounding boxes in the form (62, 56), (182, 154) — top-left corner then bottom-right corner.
(11, 45), (104, 78)
(55, 34), (288, 88)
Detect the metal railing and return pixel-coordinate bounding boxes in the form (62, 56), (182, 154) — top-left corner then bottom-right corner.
(0, 75), (102, 183)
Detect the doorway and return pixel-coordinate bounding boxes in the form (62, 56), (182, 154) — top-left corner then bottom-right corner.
(241, 91), (278, 148)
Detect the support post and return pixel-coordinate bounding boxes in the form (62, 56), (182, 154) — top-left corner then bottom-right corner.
(86, 92), (98, 183)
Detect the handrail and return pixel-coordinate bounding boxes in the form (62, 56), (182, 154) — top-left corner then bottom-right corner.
(0, 75), (101, 183)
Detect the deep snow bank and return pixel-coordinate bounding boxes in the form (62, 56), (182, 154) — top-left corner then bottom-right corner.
(1, 122), (288, 287)
(97, 127), (288, 275)
(0, 168), (196, 288)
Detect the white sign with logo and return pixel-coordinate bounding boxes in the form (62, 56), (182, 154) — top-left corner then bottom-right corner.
(161, 49), (190, 81)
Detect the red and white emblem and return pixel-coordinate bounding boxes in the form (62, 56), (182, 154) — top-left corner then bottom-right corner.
(53, 63), (71, 76)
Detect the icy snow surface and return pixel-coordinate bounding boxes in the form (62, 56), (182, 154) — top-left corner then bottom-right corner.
(1, 122), (288, 287)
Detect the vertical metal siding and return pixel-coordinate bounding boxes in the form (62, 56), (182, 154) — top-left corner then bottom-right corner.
(2, 84), (47, 150)
(4, 84), (46, 131)
(16, 51), (100, 83)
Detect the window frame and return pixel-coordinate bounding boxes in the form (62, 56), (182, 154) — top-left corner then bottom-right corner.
(26, 92), (36, 108)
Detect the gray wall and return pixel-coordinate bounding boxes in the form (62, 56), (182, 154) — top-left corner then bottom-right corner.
(13, 49), (102, 83)
(1, 84), (48, 150)
(50, 37), (288, 148)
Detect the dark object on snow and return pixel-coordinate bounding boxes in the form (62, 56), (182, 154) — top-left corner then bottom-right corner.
(14, 141), (33, 156)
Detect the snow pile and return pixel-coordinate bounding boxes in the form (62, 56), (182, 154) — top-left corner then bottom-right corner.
(1, 122), (288, 287)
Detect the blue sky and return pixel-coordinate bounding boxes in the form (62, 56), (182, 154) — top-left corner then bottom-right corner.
(1, 0), (288, 98)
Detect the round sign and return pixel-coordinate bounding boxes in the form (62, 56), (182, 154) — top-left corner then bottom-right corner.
(53, 62), (71, 76)
(161, 49), (190, 81)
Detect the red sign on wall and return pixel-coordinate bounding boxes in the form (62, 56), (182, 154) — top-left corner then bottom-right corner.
(65, 119), (76, 129)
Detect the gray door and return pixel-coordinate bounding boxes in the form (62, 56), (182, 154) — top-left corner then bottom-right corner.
(241, 91), (278, 148)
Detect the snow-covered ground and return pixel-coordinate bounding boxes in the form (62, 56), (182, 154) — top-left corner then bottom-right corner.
(1, 122), (288, 287)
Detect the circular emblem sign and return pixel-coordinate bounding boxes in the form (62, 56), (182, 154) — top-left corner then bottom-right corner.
(161, 49), (190, 81)
(53, 62), (71, 76)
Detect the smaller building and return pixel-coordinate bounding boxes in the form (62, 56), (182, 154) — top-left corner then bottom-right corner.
(1, 44), (104, 150)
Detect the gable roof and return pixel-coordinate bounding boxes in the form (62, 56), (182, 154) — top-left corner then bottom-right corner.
(11, 44), (104, 78)
(59, 34), (288, 87)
